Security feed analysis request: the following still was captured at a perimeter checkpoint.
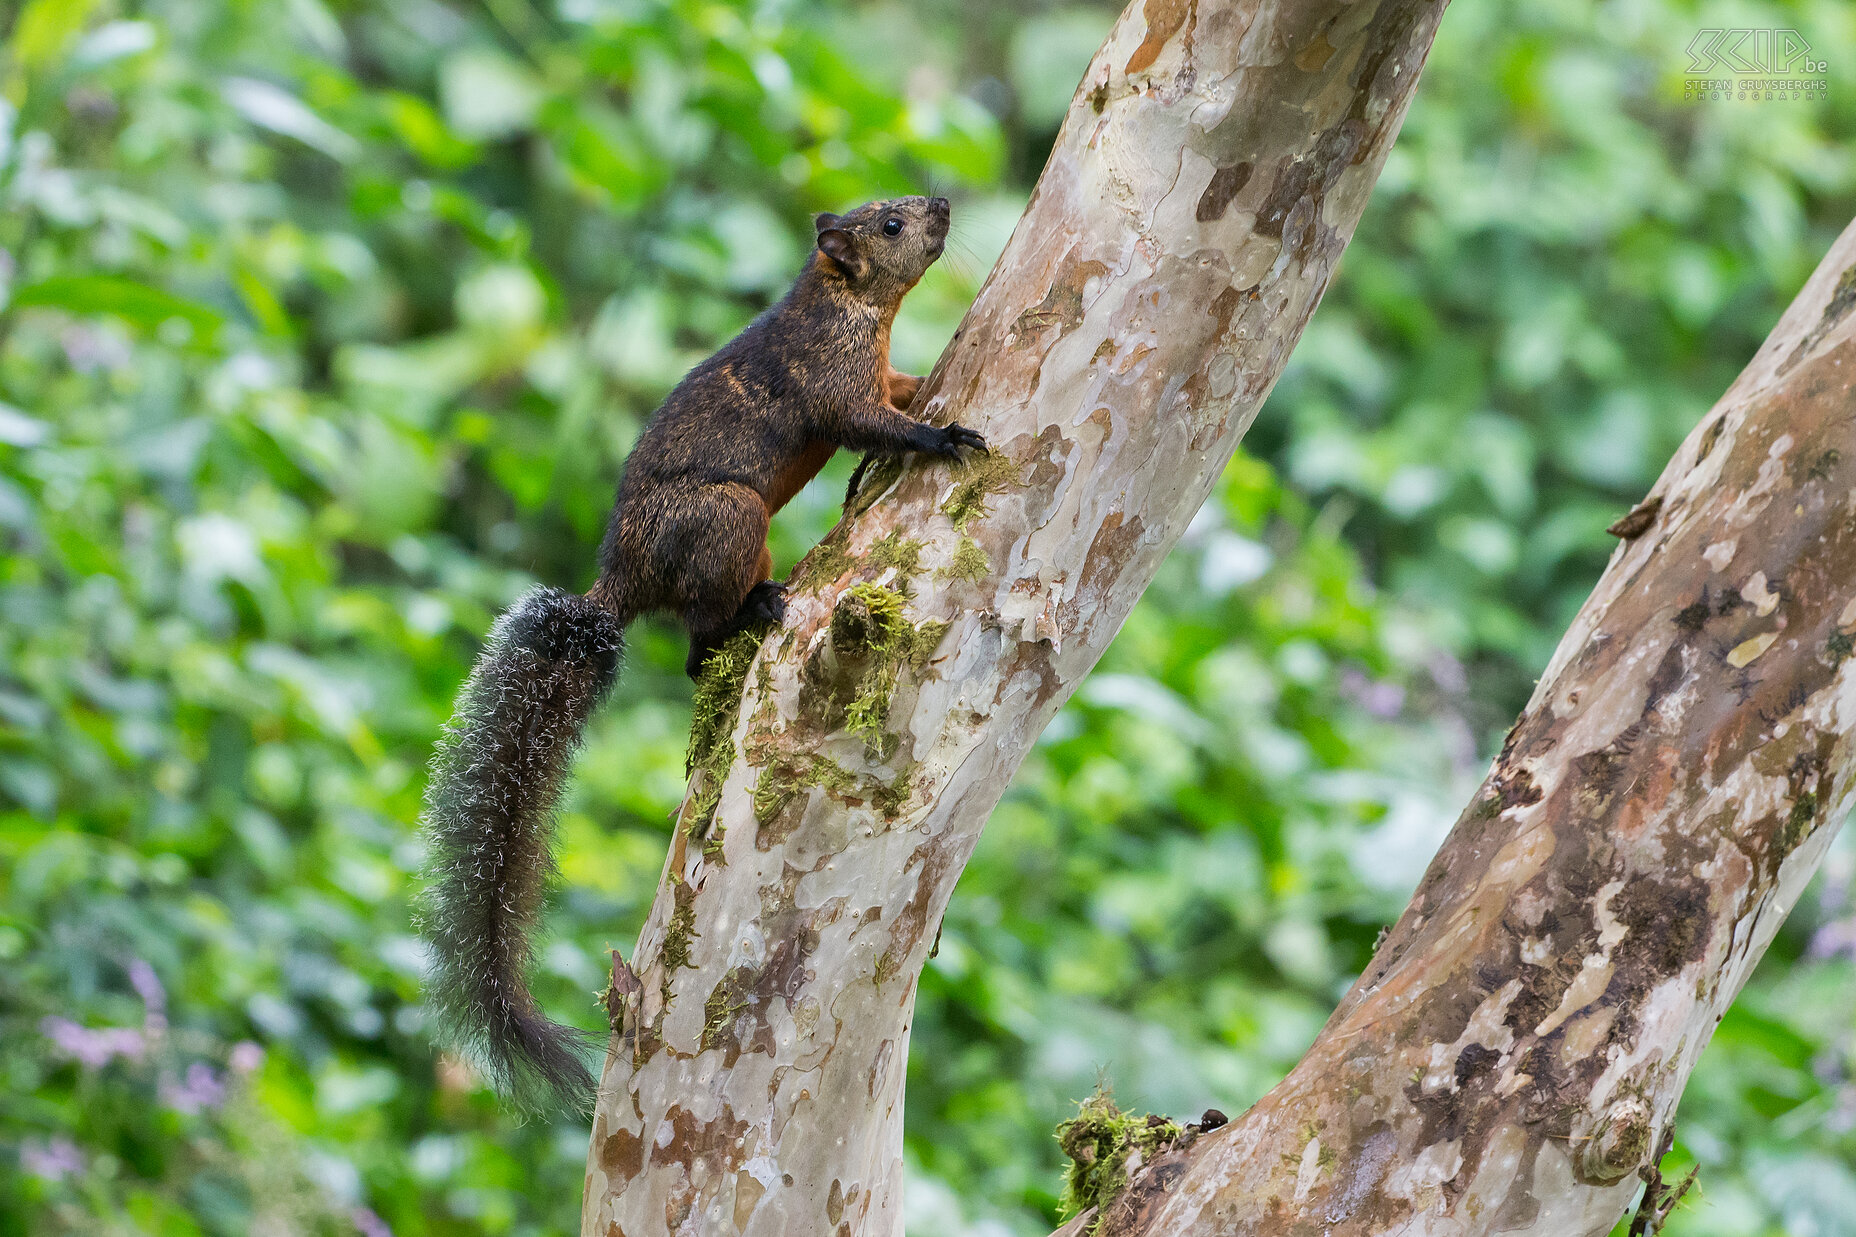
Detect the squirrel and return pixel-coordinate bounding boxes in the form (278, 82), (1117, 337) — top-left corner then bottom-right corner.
(417, 195), (986, 1110)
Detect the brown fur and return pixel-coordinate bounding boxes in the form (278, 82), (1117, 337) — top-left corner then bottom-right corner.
(589, 195), (985, 675)
(419, 197), (986, 1113)
(765, 439), (837, 518)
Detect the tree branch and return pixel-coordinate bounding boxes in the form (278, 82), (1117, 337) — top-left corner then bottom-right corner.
(578, 0), (1448, 1232)
(1060, 218), (1856, 1235)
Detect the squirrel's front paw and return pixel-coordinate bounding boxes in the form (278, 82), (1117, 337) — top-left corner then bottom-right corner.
(932, 423), (988, 457)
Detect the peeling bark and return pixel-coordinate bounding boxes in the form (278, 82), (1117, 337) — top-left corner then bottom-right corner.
(1057, 224), (1856, 1236)
(579, 0), (1447, 1233)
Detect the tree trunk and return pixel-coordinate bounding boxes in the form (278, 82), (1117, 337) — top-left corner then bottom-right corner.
(1053, 219), (1856, 1236)
(579, 0), (1448, 1233)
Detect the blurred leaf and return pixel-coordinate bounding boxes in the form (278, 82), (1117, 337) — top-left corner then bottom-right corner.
(10, 276), (223, 341)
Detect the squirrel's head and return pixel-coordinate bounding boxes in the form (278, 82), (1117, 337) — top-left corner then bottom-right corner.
(812, 196), (950, 301)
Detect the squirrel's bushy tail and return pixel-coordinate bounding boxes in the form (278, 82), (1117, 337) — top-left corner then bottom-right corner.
(418, 585), (624, 1112)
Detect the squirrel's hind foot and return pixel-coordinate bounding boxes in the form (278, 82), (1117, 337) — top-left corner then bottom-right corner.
(739, 579), (788, 625)
(683, 581), (788, 679)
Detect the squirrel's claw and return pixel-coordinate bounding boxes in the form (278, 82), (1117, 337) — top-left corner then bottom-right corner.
(940, 424), (988, 456)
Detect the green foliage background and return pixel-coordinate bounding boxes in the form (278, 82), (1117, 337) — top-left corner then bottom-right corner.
(3, 0), (1855, 1233)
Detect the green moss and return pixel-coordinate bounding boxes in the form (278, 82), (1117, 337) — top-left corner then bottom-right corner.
(907, 619), (950, 670)
(684, 628), (765, 837)
(839, 584), (917, 757)
(869, 530), (925, 579)
(870, 776), (908, 818)
(752, 763), (803, 824)
(687, 630), (763, 775)
(939, 534), (990, 583)
(844, 689), (895, 757)
(941, 479), (986, 527)
(790, 534), (854, 592)
(687, 738), (733, 837)
(661, 883), (698, 982)
(805, 583), (948, 759)
(1783, 790), (1818, 854)
(700, 979), (747, 1052)
(1055, 1086), (1182, 1231)
(838, 582), (908, 640)
(940, 450), (1020, 530)
(752, 754), (857, 823)
(701, 820), (727, 861)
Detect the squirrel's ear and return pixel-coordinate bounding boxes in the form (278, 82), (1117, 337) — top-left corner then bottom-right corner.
(817, 228), (864, 278)
(813, 212), (842, 233)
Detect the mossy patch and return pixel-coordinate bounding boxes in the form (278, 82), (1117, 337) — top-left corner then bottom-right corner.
(826, 583), (948, 758)
(688, 630), (763, 775)
(700, 822), (726, 861)
(700, 978), (747, 1052)
(939, 534), (990, 583)
(870, 776), (908, 818)
(1782, 790), (1818, 855)
(844, 694), (893, 755)
(1826, 262), (1856, 323)
(686, 740), (733, 844)
(868, 530), (925, 580)
(789, 534), (855, 593)
(1055, 1086), (1182, 1231)
(752, 754), (858, 824)
(907, 619), (950, 669)
(837, 584), (909, 754)
(661, 881), (698, 982)
(835, 581), (908, 645)
(684, 629), (764, 838)
(940, 449), (1019, 530)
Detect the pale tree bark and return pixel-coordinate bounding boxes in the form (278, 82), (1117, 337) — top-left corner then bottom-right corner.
(1049, 221), (1856, 1236)
(579, 0), (1448, 1233)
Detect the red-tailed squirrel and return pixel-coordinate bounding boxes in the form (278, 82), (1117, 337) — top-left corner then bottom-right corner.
(418, 196), (985, 1109)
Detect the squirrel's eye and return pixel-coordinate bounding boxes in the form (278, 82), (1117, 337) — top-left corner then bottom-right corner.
(882, 217), (904, 236)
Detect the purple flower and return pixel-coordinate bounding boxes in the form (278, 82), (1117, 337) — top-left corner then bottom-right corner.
(1339, 667), (1405, 719)
(127, 959), (166, 1015)
(1426, 649), (1469, 694)
(128, 958), (168, 1036)
(20, 1136), (85, 1182)
(352, 1207), (393, 1237)
(229, 1040), (265, 1075)
(41, 1017), (145, 1068)
(158, 1062), (226, 1115)
(1809, 916), (1856, 960)
(60, 323), (133, 373)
